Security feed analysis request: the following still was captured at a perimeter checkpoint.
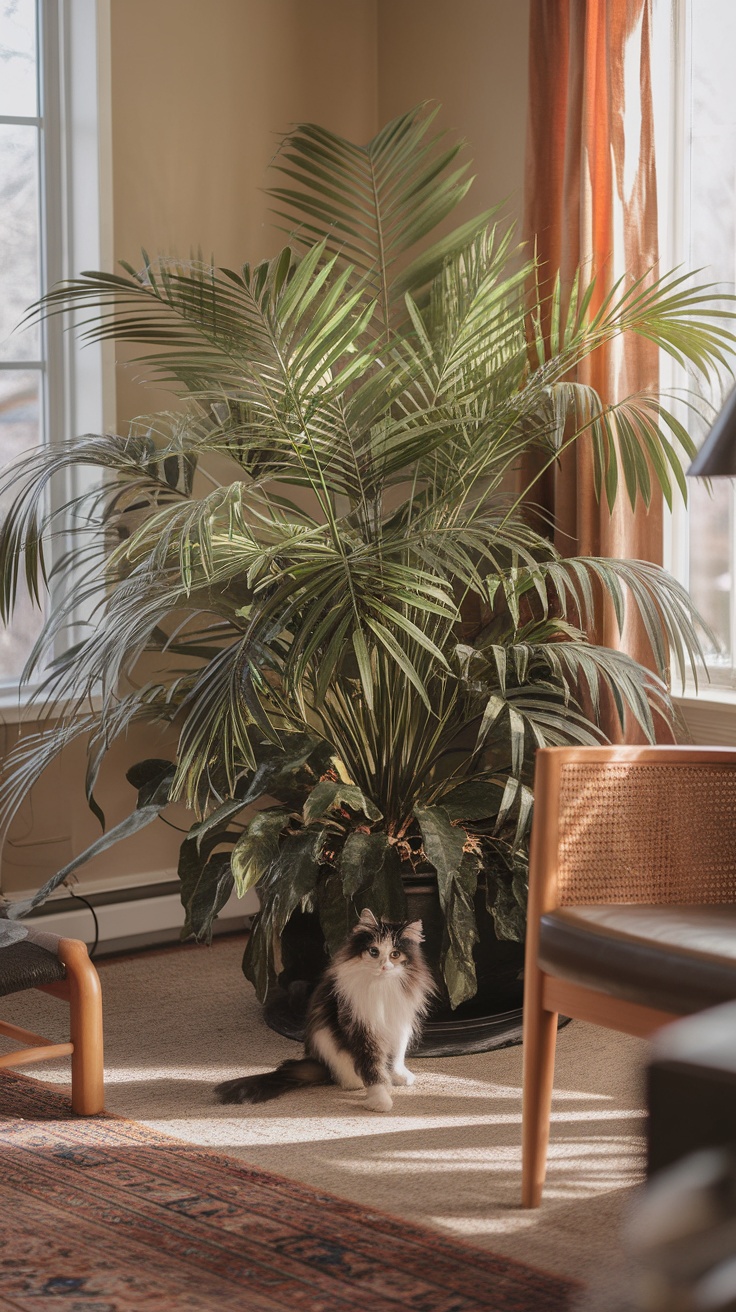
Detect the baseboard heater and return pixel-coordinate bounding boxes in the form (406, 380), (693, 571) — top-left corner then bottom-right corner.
(18, 880), (258, 957)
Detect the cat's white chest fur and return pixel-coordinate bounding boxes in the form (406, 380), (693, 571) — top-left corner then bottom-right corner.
(335, 961), (418, 1047)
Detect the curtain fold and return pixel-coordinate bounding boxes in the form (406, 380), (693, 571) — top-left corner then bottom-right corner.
(523, 0), (661, 667)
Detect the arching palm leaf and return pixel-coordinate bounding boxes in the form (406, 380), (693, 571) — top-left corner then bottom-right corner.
(268, 104), (495, 336)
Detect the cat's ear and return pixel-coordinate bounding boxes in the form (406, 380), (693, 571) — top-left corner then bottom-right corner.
(354, 908), (379, 931)
(401, 919), (424, 944)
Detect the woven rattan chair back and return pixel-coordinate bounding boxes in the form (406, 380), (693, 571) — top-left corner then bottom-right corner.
(555, 757), (736, 906)
(522, 744), (736, 1209)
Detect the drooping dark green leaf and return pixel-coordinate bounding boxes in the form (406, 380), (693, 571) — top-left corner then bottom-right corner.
(181, 852), (234, 942)
(242, 827), (327, 1001)
(414, 805), (466, 903)
(437, 779), (504, 823)
(302, 780), (381, 826)
(316, 870), (353, 956)
(127, 758), (176, 809)
(261, 828), (327, 922)
(178, 823), (242, 941)
(241, 910), (273, 1003)
(125, 758), (175, 792)
(441, 854), (481, 1008)
(240, 735), (336, 808)
(356, 839), (408, 924)
(415, 806), (481, 1006)
(487, 877), (526, 943)
(485, 849), (529, 942)
(230, 807), (288, 896)
(338, 830), (390, 901)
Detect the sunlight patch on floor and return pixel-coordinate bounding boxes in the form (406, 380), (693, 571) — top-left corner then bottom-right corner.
(340, 1152), (521, 1175)
(415, 1073), (522, 1095)
(542, 1178), (641, 1199)
(134, 1109), (511, 1144)
(549, 1107), (644, 1122)
(434, 1215), (539, 1237)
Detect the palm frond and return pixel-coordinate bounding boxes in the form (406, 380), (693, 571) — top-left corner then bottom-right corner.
(268, 104), (494, 334)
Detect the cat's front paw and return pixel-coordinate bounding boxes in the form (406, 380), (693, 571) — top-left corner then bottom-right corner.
(365, 1084), (393, 1113)
(391, 1067), (416, 1087)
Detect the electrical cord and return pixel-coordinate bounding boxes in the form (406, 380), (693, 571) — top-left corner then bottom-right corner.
(61, 890), (100, 959)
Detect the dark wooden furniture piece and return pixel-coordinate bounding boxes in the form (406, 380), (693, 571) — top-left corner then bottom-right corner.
(522, 745), (736, 1207)
(0, 924), (104, 1114)
(647, 998), (736, 1176)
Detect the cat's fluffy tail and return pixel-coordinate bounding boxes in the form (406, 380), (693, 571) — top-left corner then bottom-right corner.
(214, 1058), (331, 1105)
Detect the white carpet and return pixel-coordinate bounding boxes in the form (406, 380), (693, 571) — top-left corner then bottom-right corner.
(1, 934), (648, 1291)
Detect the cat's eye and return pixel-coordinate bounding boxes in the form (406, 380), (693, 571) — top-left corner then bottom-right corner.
(390, 950), (401, 960)
(368, 947), (380, 957)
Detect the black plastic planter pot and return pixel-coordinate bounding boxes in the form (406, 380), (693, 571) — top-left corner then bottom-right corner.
(249, 871), (528, 1057)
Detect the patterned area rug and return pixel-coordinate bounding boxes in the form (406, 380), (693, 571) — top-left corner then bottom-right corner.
(0, 1072), (579, 1312)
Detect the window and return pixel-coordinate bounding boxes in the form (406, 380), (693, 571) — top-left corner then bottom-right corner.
(0, 0), (113, 704)
(0, 0), (45, 680)
(661, 0), (736, 694)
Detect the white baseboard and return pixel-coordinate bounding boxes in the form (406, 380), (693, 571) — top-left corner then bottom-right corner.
(20, 882), (259, 955)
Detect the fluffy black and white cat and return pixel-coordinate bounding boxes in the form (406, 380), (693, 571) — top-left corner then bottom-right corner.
(215, 908), (435, 1113)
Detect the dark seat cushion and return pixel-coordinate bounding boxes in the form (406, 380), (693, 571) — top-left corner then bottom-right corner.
(0, 940), (65, 998)
(539, 905), (736, 1015)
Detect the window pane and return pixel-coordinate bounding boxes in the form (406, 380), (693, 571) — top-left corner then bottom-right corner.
(685, 1), (736, 682)
(688, 478), (732, 665)
(0, 122), (41, 360)
(0, 0), (37, 118)
(0, 370), (44, 680)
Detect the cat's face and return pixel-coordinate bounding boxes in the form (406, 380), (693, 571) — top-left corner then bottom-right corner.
(349, 909), (424, 978)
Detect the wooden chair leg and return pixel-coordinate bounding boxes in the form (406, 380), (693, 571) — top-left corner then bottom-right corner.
(58, 938), (104, 1115)
(522, 968), (558, 1208)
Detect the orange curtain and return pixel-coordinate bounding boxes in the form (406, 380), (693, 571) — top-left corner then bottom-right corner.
(523, 0), (661, 667)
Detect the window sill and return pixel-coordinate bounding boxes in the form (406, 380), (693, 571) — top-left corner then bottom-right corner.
(674, 690), (736, 746)
(0, 686), (101, 725)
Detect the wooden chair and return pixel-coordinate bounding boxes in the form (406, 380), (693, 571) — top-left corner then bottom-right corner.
(522, 745), (736, 1208)
(0, 924), (104, 1114)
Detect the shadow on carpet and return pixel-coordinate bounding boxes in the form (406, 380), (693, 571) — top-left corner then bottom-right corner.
(0, 1071), (580, 1312)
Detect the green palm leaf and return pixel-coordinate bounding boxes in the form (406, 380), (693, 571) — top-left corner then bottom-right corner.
(268, 105), (494, 335)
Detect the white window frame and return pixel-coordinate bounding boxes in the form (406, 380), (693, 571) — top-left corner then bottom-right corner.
(0, 0), (115, 718)
(657, 0), (687, 589)
(657, 0), (736, 741)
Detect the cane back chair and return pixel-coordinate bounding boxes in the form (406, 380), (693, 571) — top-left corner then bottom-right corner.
(522, 745), (736, 1207)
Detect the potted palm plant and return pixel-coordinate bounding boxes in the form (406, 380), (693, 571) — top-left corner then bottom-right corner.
(0, 106), (731, 1052)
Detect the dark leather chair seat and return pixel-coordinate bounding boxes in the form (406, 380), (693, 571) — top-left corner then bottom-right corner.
(0, 938), (65, 998)
(538, 905), (736, 1016)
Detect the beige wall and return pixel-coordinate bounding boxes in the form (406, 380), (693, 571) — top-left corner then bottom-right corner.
(111, 0), (530, 422)
(111, 0), (380, 424)
(1, 723), (192, 895)
(0, 0), (530, 896)
(377, 0), (530, 232)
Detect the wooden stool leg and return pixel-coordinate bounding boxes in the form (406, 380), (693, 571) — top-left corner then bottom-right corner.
(58, 938), (104, 1115)
(522, 967), (558, 1208)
